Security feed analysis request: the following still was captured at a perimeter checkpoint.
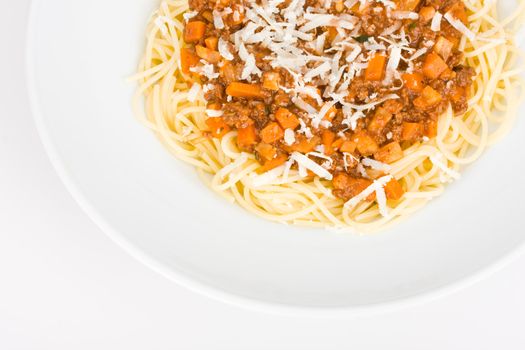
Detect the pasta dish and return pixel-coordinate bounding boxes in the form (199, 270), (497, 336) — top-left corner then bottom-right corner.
(132, 0), (524, 232)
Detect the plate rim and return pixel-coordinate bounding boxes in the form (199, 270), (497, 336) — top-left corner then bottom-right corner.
(25, 0), (525, 317)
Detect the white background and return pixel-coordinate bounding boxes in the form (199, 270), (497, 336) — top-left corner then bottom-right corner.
(1, 1), (525, 349)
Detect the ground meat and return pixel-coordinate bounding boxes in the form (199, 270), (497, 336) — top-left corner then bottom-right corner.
(188, 0), (207, 12)
(332, 173), (373, 201)
(273, 90), (291, 108)
(383, 100), (403, 114)
(248, 101), (269, 128)
(347, 79), (382, 102)
(454, 66), (475, 87)
(448, 52), (464, 67)
(222, 102), (254, 129)
(361, 6), (395, 36)
(204, 84), (225, 102)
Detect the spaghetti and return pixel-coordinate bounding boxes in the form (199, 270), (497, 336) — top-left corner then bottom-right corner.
(132, 0), (525, 233)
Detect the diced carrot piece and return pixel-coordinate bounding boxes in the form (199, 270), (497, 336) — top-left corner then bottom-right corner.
(446, 2), (468, 23)
(219, 61), (238, 85)
(367, 107), (393, 135)
(204, 36), (218, 51)
(413, 96), (426, 109)
(226, 82), (265, 99)
(289, 135), (320, 153)
(275, 108), (300, 130)
(260, 153), (288, 172)
(402, 72), (425, 92)
(419, 6), (436, 23)
(340, 140), (357, 153)
(255, 143), (277, 161)
(237, 124), (257, 148)
(398, 0), (420, 11)
(205, 117), (230, 139)
(201, 11), (213, 22)
(414, 85), (442, 109)
(331, 138), (345, 150)
(385, 178), (405, 200)
(350, 1), (370, 14)
(262, 71), (281, 91)
(365, 54), (387, 81)
(423, 85), (442, 105)
(260, 122), (284, 144)
(335, 0), (344, 12)
(425, 120), (438, 138)
(383, 100), (403, 114)
(450, 86), (465, 103)
(332, 173), (376, 201)
(195, 45), (221, 64)
(206, 102), (222, 110)
(433, 36), (454, 61)
(184, 21), (207, 43)
(322, 130), (336, 155)
(327, 27), (338, 43)
(354, 131), (379, 156)
(401, 122), (424, 141)
(180, 48), (200, 75)
(422, 53), (449, 79)
(374, 142), (403, 164)
(439, 68), (455, 80)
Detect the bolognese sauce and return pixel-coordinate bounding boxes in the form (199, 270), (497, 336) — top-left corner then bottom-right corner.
(181, 0), (475, 203)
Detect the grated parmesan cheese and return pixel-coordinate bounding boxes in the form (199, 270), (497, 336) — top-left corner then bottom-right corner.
(290, 152), (333, 180)
(218, 38), (234, 61)
(187, 83), (201, 102)
(307, 152), (334, 168)
(392, 11), (419, 20)
(430, 155), (461, 181)
(205, 109), (224, 117)
(375, 183), (389, 217)
(361, 157), (392, 172)
(238, 43), (262, 80)
(190, 61), (219, 80)
(444, 12), (475, 40)
(182, 11), (198, 22)
(343, 152), (358, 171)
(251, 165), (286, 187)
(343, 175), (393, 214)
(284, 129), (296, 145)
(213, 10), (225, 29)
(431, 12), (442, 31)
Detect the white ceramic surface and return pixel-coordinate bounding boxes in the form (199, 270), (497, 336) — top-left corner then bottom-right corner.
(27, 0), (525, 314)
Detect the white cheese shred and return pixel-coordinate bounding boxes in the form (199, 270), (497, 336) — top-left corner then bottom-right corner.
(431, 12), (442, 31)
(392, 11), (419, 20)
(284, 129), (296, 145)
(187, 83), (201, 102)
(361, 158), (392, 172)
(251, 165), (286, 187)
(344, 175), (393, 214)
(290, 152), (333, 180)
(205, 109), (224, 117)
(213, 10), (225, 30)
(218, 38), (234, 60)
(430, 155), (461, 181)
(444, 12), (475, 40)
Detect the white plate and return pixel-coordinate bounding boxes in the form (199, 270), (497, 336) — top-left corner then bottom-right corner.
(27, 0), (525, 315)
